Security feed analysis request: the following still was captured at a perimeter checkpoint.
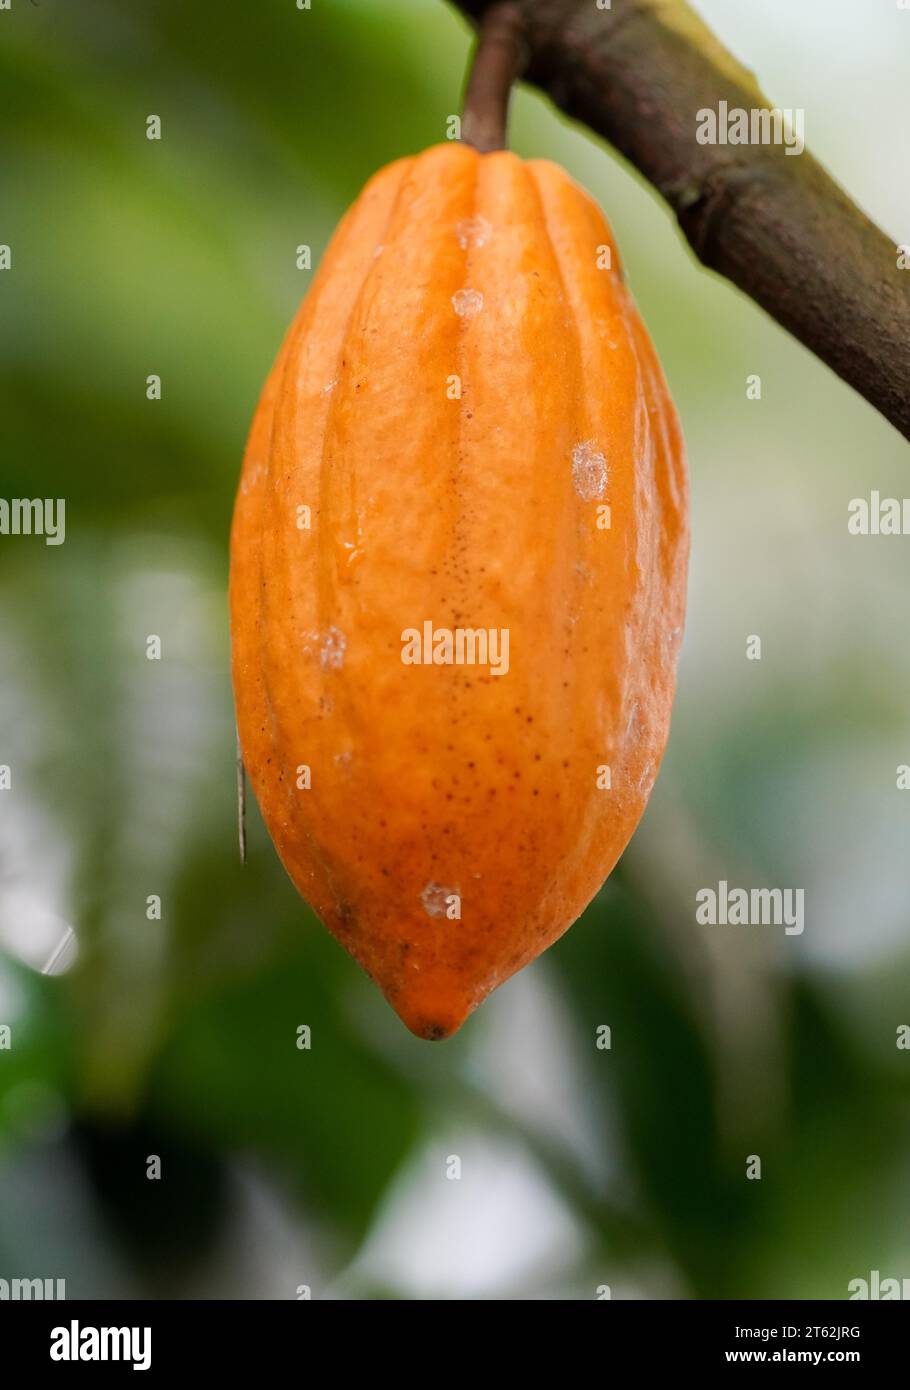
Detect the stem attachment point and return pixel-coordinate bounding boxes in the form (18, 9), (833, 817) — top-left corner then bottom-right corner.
(461, 2), (529, 154)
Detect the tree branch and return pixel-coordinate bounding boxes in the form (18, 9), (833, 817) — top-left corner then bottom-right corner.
(452, 0), (910, 444)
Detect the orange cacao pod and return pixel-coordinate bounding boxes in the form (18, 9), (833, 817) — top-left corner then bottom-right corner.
(229, 144), (689, 1039)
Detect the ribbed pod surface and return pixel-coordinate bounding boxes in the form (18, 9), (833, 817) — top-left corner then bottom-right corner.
(230, 144), (688, 1038)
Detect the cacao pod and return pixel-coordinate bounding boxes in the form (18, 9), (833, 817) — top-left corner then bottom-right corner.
(229, 144), (688, 1039)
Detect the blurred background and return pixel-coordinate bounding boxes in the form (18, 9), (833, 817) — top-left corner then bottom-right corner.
(1, 0), (908, 1300)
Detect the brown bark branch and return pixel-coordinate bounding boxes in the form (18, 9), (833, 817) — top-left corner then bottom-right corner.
(451, 0), (910, 444)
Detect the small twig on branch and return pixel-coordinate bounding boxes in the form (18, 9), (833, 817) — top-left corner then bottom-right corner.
(461, 1), (529, 152)
(450, 0), (910, 444)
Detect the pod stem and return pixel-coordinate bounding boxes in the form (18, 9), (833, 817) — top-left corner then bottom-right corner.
(461, 2), (529, 153)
